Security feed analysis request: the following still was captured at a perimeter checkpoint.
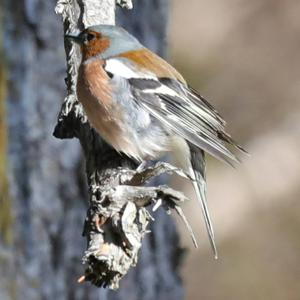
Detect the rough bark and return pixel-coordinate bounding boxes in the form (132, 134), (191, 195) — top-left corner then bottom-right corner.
(1, 0), (185, 299)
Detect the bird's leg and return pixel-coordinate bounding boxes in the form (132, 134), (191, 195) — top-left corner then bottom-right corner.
(136, 160), (147, 172)
(125, 161), (192, 186)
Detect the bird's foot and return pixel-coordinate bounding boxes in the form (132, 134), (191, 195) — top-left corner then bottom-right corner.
(126, 161), (192, 186)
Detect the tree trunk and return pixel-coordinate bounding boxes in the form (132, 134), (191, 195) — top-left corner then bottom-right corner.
(1, 1), (184, 300)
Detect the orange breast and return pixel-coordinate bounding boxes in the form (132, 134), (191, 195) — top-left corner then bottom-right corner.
(78, 59), (112, 109)
(77, 60), (122, 145)
(76, 59), (142, 158)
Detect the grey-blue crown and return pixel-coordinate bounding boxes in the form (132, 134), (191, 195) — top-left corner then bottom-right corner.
(87, 25), (143, 58)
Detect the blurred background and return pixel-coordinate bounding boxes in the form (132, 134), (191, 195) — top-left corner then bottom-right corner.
(1, 0), (300, 299)
(169, 0), (300, 299)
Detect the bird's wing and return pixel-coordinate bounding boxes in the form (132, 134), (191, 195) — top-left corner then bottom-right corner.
(104, 55), (243, 165)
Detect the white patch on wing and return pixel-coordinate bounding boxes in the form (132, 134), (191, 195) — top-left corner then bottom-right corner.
(142, 85), (179, 97)
(105, 58), (155, 79)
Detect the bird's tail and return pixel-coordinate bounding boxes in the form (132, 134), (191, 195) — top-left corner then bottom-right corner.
(189, 144), (218, 259)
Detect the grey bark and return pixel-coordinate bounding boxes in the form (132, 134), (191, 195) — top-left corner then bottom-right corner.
(1, 0), (185, 299)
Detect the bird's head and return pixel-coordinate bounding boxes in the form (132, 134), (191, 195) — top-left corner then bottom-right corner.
(65, 25), (143, 60)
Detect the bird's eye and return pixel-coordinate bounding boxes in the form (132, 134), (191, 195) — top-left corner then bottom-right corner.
(86, 33), (96, 42)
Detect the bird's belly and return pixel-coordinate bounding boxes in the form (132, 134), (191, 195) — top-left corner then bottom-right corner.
(82, 99), (169, 160)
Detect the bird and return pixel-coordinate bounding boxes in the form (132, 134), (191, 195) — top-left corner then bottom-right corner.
(66, 25), (245, 258)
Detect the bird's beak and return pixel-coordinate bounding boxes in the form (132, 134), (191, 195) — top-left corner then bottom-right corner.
(65, 33), (82, 44)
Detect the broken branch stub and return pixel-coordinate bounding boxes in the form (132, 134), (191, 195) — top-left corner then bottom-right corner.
(81, 162), (194, 289)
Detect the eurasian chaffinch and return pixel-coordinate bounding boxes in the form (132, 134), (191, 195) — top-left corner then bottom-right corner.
(66, 25), (244, 258)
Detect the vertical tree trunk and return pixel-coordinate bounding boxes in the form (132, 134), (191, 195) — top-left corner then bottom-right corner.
(1, 1), (184, 300)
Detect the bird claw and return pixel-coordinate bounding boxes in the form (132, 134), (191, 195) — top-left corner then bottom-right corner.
(126, 161), (192, 186)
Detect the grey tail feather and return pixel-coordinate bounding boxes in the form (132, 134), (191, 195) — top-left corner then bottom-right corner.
(189, 145), (218, 259)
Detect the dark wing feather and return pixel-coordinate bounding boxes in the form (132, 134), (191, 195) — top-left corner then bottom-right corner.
(129, 77), (242, 165)
(103, 56), (244, 163)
